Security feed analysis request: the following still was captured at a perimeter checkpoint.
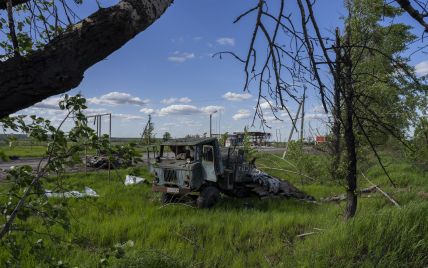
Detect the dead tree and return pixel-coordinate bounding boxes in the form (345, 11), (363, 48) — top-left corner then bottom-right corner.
(331, 28), (343, 181)
(220, 0), (426, 219)
(342, 25), (358, 219)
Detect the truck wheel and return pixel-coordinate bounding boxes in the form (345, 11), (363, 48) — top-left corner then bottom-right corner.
(161, 193), (178, 204)
(197, 186), (220, 208)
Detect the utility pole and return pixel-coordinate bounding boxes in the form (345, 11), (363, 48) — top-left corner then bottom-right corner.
(282, 101), (303, 158)
(210, 114), (212, 138)
(86, 113), (112, 181)
(209, 111), (217, 137)
(300, 86), (306, 143)
(148, 114), (151, 144)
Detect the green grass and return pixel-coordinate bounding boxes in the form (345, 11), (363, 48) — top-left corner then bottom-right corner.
(0, 143), (156, 159)
(0, 145), (48, 158)
(0, 151), (427, 267)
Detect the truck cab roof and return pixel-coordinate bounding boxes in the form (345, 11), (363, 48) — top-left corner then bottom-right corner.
(161, 137), (218, 146)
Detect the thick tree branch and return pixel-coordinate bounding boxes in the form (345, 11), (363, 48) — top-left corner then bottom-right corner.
(395, 0), (428, 32)
(0, 0), (173, 117)
(0, 0), (28, 10)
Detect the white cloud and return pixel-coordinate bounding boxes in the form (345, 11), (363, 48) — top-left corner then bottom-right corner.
(157, 104), (224, 116)
(140, 108), (155, 114)
(222, 92), (252, 101)
(233, 109), (251, 120)
(263, 115), (282, 124)
(311, 105), (327, 114)
(113, 114), (146, 121)
(167, 51), (195, 63)
(415, 60), (428, 76)
(33, 96), (62, 110)
(305, 113), (329, 120)
(260, 101), (273, 110)
(161, 97), (192, 105)
(84, 108), (108, 114)
(201, 105), (225, 114)
(88, 92), (149, 106)
(216, 37), (235, 46)
(158, 104), (201, 116)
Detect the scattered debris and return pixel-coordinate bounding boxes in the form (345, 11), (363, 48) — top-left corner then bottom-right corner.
(115, 240), (135, 249)
(250, 169), (315, 201)
(124, 175), (146, 185)
(45, 187), (98, 198)
(86, 155), (110, 169)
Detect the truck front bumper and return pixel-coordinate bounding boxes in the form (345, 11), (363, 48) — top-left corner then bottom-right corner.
(152, 184), (191, 195)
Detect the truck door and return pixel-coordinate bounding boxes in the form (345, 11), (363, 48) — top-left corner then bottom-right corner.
(201, 145), (216, 182)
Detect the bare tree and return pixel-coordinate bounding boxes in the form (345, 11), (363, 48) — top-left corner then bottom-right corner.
(222, 0), (426, 219)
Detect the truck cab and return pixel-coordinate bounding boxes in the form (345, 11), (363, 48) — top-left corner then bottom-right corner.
(151, 138), (224, 202)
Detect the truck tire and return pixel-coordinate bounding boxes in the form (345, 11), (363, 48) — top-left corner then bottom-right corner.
(197, 186), (220, 208)
(161, 193), (178, 204)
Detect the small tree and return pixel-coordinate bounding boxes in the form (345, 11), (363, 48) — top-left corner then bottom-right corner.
(243, 127), (255, 160)
(411, 117), (428, 168)
(162, 132), (172, 141)
(219, 132), (229, 146)
(142, 120), (154, 145)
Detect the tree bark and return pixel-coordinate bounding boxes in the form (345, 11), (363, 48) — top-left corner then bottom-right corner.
(343, 24), (358, 220)
(0, 0), (173, 117)
(331, 27), (342, 180)
(395, 0), (428, 32)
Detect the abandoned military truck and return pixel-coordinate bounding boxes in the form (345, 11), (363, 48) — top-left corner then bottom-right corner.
(150, 137), (314, 208)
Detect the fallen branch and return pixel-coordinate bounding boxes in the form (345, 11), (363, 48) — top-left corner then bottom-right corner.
(296, 231), (317, 238)
(321, 185), (378, 202)
(296, 227), (324, 238)
(361, 172), (400, 208)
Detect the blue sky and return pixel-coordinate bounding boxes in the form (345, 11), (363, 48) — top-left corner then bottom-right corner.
(19, 0), (428, 139)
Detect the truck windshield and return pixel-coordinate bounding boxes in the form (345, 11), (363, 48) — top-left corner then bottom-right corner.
(168, 145), (195, 160)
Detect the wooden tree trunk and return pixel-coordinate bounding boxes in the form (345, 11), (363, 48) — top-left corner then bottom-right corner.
(331, 27), (342, 180)
(0, 0), (173, 117)
(343, 25), (358, 220)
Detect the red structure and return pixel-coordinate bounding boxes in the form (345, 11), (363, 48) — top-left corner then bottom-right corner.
(315, 135), (327, 144)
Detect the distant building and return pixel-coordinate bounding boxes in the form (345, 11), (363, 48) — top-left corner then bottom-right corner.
(315, 135), (327, 144)
(225, 131), (271, 147)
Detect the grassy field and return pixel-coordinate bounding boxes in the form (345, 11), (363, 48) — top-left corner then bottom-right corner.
(0, 151), (427, 267)
(0, 143), (159, 160)
(0, 145), (48, 158)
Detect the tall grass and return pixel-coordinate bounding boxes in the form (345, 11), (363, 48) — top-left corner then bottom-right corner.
(0, 151), (427, 267)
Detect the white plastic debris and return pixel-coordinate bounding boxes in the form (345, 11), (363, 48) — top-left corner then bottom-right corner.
(124, 175), (145, 185)
(45, 187), (99, 198)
